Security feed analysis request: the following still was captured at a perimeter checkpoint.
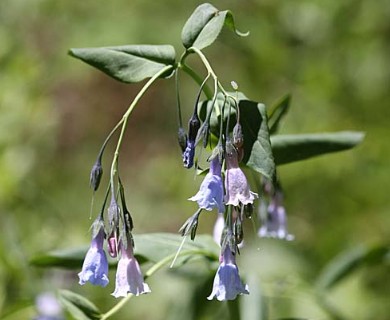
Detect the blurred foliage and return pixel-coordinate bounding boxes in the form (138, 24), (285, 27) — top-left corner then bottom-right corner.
(0, 0), (389, 319)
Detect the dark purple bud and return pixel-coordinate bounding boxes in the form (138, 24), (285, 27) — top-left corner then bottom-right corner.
(178, 127), (187, 153)
(188, 113), (201, 143)
(90, 159), (103, 191)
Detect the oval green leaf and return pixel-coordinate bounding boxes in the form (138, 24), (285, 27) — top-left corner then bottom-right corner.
(68, 45), (175, 83)
(182, 3), (248, 50)
(271, 132), (365, 165)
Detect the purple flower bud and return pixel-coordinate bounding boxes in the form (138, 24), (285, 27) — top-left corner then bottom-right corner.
(107, 231), (118, 258)
(78, 225), (109, 287)
(207, 245), (249, 301)
(189, 156), (225, 212)
(224, 142), (258, 206)
(90, 158), (103, 192)
(112, 237), (151, 298)
(188, 113), (201, 143)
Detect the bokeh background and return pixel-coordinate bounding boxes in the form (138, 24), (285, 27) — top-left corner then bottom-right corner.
(0, 0), (389, 319)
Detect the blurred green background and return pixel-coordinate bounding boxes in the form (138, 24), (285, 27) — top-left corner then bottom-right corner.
(0, 0), (389, 319)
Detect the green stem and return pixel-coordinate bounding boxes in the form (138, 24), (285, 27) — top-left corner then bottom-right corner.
(101, 248), (217, 320)
(109, 65), (173, 194)
(179, 62), (213, 99)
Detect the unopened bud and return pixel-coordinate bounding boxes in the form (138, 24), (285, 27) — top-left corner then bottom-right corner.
(107, 232), (118, 258)
(89, 159), (103, 191)
(188, 113), (201, 143)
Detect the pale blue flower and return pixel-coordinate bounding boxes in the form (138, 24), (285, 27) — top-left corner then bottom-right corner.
(112, 238), (151, 298)
(189, 156), (225, 212)
(258, 193), (294, 241)
(207, 246), (249, 301)
(224, 143), (257, 206)
(78, 226), (109, 287)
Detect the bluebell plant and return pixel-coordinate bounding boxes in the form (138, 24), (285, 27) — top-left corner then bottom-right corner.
(68, 2), (364, 316)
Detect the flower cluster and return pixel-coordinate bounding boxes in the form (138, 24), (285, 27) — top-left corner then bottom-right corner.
(79, 187), (150, 297)
(179, 96), (261, 300)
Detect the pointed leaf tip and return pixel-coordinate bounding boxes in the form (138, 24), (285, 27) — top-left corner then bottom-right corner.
(182, 4), (248, 50)
(69, 45), (175, 83)
(271, 131), (365, 165)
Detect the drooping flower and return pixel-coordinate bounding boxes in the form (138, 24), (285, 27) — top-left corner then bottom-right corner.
(189, 156), (225, 212)
(112, 237), (151, 298)
(78, 223), (109, 287)
(207, 245), (249, 301)
(224, 142), (258, 206)
(258, 191), (294, 241)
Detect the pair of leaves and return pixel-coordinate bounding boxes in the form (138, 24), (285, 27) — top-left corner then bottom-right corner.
(68, 3), (247, 83)
(181, 3), (248, 50)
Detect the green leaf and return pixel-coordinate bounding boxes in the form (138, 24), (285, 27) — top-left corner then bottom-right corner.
(30, 233), (219, 269)
(181, 3), (248, 50)
(271, 131), (365, 165)
(245, 103), (276, 181)
(199, 92), (276, 181)
(316, 244), (389, 291)
(68, 45), (175, 83)
(58, 290), (101, 320)
(30, 246), (89, 269)
(268, 94), (291, 135)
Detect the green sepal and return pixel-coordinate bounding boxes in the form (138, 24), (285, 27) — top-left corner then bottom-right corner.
(181, 3), (248, 50)
(58, 290), (101, 320)
(271, 132), (365, 165)
(69, 45), (175, 83)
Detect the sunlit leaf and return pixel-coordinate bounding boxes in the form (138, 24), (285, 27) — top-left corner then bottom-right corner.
(316, 244), (389, 291)
(69, 45), (175, 83)
(58, 290), (101, 320)
(182, 3), (248, 50)
(271, 132), (365, 165)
